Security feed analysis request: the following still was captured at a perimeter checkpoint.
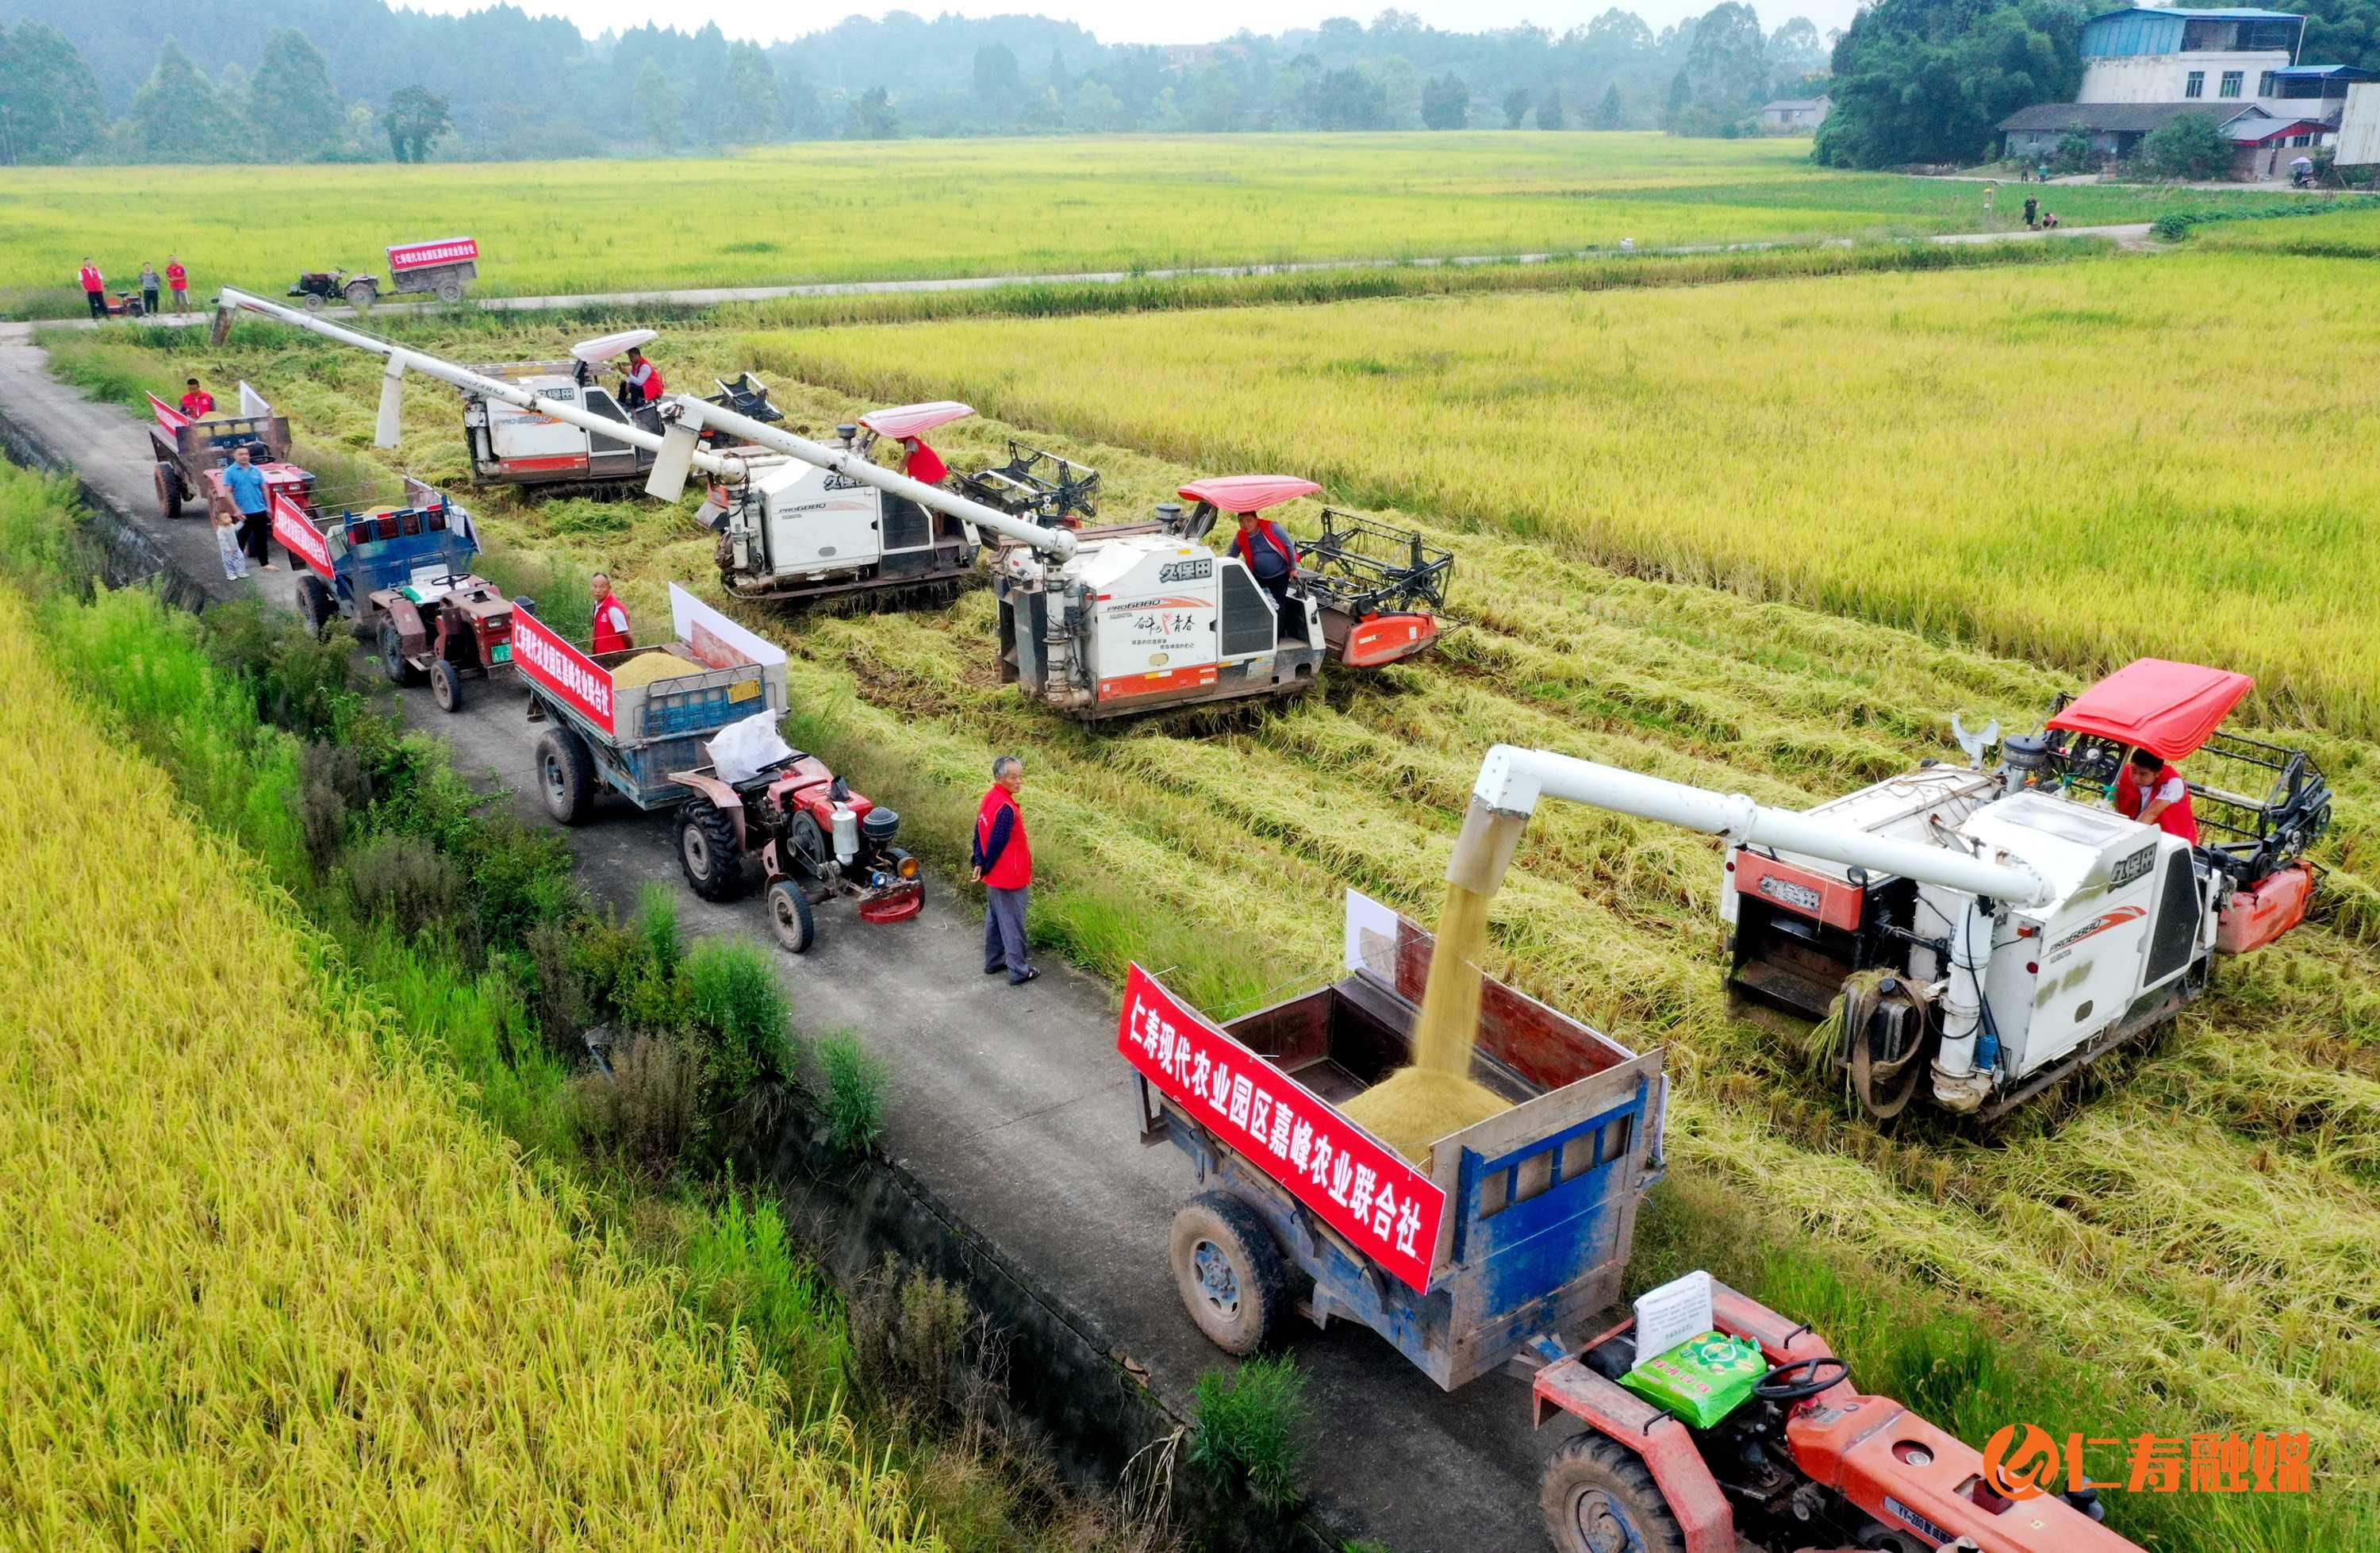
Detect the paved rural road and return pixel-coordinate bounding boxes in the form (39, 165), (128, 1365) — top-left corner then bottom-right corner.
(0, 319), (1569, 1553)
(36, 220), (2145, 333)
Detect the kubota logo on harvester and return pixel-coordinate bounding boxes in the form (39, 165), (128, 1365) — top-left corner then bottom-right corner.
(1983, 1423), (2313, 1498)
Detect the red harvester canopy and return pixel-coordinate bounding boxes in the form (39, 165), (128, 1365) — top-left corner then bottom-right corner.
(1177, 475), (1322, 514)
(2046, 658), (2254, 761)
(860, 401), (973, 440)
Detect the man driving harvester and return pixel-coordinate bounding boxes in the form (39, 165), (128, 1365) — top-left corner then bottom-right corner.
(1231, 506), (1299, 613)
(618, 346), (665, 409)
(2117, 744), (2198, 842)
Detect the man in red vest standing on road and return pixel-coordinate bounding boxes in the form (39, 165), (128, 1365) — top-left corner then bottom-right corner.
(590, 573), (633, 654)
(79, 259), (106, 321)
(166, 256), (190, 314)
(973, 754), (1037, 985)
(2116, 747), (2199, 844)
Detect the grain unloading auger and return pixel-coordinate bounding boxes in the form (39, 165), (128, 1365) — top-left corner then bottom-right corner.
(1459, 659), (2331, 1124)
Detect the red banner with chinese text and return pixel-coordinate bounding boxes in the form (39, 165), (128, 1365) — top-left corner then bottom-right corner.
(269, 492), (334, 580)
(512, 608), (616, 735)
(148, 393), (190, 436)
(1119, 963), (1445, 1294)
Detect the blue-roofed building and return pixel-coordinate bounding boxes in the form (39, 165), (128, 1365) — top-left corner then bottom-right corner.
(2078, 7), (2304, 106)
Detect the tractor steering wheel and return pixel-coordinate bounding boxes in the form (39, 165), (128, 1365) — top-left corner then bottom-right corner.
(1752, 1355), (1848, 1403)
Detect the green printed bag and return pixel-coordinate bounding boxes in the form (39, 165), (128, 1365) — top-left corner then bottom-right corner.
(1618, 1331), (1768, 1428)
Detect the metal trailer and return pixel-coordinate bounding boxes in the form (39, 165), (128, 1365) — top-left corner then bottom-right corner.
(387, 236), (479, 304)
(1124, 890), (1667, 1391)
(145, 394), (295, 521)
(513, 582), (791, 825)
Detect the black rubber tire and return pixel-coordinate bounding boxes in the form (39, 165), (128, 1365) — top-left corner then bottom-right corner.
(677, 798), (750, 901)
(154, 463), (185, 520)
(344, 280), (377, 309)
(1538, 1432), (1690, 1553)
(436, 276), (463, 303)
(295, 575), (333, 636)
(378, 620), (422, 686)
(430, 658), (464, 713)
(766, 878), (816, 955)
(1168, 1191), (1290, 1356)
(301, 291), (324, 311)
(536, 728), (597, 826)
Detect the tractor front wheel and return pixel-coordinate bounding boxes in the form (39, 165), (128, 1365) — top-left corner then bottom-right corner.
(1168, 1192), (1290, 1356)
(1539, 1433), (1689, 1553)
(430, 658), (464, 713)
(154, 464), (185, 520)
(295, 575), (334, 636)
(766, 879), (816, 955)
(677, 798), (750, 901)
(536, 728), (597, 825)
(378, 621), (423, 686)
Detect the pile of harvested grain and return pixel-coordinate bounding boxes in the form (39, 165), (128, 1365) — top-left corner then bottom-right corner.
(611, 651), (706, 690)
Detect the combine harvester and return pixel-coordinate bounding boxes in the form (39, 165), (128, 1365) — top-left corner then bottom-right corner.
(1124, 891), (2144, 1553)
(216, 286), (1453, 720)
(1676, 663), (2331, 1121)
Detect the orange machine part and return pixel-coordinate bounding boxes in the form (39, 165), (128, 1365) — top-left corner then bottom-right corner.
(2215, 863), (2312, 955)
(1338, 612), (1438, 668)
(1787, 1397), (2144, 1553)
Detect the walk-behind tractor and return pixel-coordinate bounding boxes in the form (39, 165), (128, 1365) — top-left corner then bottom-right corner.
(147, 390), (298, 521)
(512, 583), (917, 951)
(271, 479), (520, 713)
(1683, 659), (2329, 1122)
(1124, 898), (2144, 1553)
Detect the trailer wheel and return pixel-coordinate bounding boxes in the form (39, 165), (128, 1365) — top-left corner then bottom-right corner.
(295, 575), (334, 636)
(378, 621), (423, 686)
(344, 279), (377, 309)
(1539, 1433), (1688, 1553)
(536, 728), (597, 825)
(1169, 1192), (1290, 1355)
(430, 658), (465, 713)
(766, 879), (816, 955)
(678, 798), (750, 901)
(436, 276), (464, 304)
(154, 464), (185, 520)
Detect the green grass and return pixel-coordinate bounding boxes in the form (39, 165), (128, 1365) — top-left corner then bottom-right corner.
(1, 132), (2298, 317)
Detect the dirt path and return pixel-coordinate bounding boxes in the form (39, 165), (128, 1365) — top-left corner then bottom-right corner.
(0, 317), (1565, 1553)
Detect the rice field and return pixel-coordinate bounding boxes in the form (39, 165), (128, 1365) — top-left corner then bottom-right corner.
(0, 133), (2295, 317)
(53, 253), (2380, 1545)
(761, 248), (2380, 738)
(0, 581), (932, 1547)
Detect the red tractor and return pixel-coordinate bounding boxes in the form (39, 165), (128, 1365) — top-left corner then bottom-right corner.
(667, 747), (923, 954)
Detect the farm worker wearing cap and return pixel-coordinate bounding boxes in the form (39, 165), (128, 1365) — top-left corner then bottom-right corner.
(972, 755), (1037, 986)
(1230, 509), (1300, 613)
(590, 573), (633, 654)
(619, 347), (665, 409)
(897, 436), (948, 485)
(180, 378), (216, 420)
(2117, 747), (2199, 844)
(223, 444), (278, 574)
(140, 263), (161, 318)
(79, 259), (106, 320)
(166, 256), (189, 313)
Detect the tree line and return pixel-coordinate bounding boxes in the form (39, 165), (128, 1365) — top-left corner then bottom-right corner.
(0, 3), (1834, 165)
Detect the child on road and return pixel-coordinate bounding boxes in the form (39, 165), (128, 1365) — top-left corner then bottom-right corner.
(213, 498), (248, 582)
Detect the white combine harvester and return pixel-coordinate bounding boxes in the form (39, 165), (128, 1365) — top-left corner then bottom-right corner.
(216, 286), (1451, 721)
(1454, 660), (2330, 1123)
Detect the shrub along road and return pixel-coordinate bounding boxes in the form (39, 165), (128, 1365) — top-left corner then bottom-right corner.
(0, 321), (1565, 1552)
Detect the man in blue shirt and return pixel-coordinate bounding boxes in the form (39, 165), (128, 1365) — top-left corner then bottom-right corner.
(221, 444), (278, 573)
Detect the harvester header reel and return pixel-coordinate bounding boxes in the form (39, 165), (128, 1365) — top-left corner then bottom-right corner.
(1299, 508), (1454, 619)
(958, 441), (1101, 527)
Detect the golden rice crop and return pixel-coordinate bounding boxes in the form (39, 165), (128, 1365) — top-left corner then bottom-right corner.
(84, 298), (2380, 1543)
(0, 132), (2291, 316)
(764, 248), (2380, 739)
(0, 584), (932, 1549)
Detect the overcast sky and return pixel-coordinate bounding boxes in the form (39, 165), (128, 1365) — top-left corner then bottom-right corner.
(399, 0), (1859, 54)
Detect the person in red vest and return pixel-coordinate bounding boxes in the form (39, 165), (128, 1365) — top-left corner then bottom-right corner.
(1230, 508), (1300, 613)
(79, 259), (106, 321)
(972, 754), (1036, 985)
(618, 347), (664, 409)
(896, 436), (947, 485)
(165, 256), (190, 313)
(590, 573), (633, 654)
(179, 377), (216, 420)
(2116, 747), (2199, 844)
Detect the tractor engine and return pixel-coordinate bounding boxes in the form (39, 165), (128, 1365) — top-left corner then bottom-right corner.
(753, 771), (915, 899)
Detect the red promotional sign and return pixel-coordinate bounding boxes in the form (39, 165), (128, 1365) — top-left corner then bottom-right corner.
(512, 609), (616, 735)
(148, 393), (190, 435)
(387, 236), (479, 271)
(269, 492), (334, 580)
(1119, 963), (1445, 1294)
